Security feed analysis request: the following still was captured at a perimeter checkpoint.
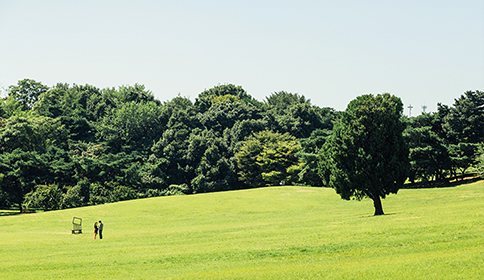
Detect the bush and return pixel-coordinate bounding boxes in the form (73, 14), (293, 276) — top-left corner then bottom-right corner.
(139, 188), (164, 198)
(62, 185), (83, 209)
(163, 184), (188, 196)
(477, 144), (484, 178)
(89, 182), (110, 205)
(24, 184), (63, 211)
(0, 189), (12, 208)
(110, 184), (137, 202)
(62, 179), (91, 208)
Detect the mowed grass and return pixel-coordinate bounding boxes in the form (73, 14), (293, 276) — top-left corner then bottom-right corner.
(1, 181), (483, 279)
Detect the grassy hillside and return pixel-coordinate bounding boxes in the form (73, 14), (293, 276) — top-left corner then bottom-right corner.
(1, 181), (483, 279)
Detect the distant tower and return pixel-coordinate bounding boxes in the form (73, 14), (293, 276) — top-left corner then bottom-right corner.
(422, 104), (427, 114)
(407, 104), (413, 117)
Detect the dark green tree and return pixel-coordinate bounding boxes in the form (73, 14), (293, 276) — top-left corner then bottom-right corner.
(437, 90), (484, 180)
(404, 124), (450, 185)
(297, 129), (333, 186)
(0, 150), (50, 212)
(199, 100), (262, 135)
(439, 90), (484, 144)
(319, 93), (409, 215)
(189, 130), (237, 193)
(148, 100), (200, 189)
(264, 92), (337, 138)
(448, 142), (478, 180)
(0, 114), (73, 211)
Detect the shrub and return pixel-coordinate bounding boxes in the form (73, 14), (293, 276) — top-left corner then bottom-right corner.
(477, 144), (484, 178)
(24, 184), (63, 211)
(62, 179), (91, 208)
(89, 182), (110, 205)
(62, 185), (83, 209)
(139, 188), (164, 198)
(110, 185), (137, 202)
(163, 184), (188, 196)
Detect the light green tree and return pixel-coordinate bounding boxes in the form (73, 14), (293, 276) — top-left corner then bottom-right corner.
(24, 184), (63, 211)
(235, 131), (303, 188)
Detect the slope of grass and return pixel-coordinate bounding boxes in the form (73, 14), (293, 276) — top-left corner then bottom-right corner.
(1, 180), (483, 279)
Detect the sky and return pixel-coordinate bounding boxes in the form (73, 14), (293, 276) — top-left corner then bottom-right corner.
(0, 0), (483, 114)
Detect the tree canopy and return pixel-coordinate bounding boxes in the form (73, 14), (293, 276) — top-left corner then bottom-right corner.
(319, 93), (409, 215)
(0, 79), (481, 214)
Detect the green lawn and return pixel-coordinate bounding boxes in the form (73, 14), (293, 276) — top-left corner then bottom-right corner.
(1, 180), (483, 279)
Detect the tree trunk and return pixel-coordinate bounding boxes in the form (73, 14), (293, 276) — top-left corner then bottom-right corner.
(372, 195), (384, 216)
(19, 201), (23, 213)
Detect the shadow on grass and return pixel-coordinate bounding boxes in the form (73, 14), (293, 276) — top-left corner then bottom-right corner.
(0, 211), (21, 216)
(403, 177), (482, 189)
(361, 213), (397, 218)
(0, 209), (36, 216)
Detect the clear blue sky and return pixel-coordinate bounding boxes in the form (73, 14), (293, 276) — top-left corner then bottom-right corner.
(1, 0), (482, 113)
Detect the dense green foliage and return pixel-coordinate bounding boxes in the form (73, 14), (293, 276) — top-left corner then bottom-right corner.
(0, 80), (337, 211)
(405, 90), (484, 185)
(0, 79), (482, 212)
(319, 94), (409, 215)
(235, 131), (303, 188)
(476, 143), (484, 179)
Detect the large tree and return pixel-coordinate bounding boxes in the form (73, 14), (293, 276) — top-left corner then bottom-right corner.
(319, 93), (409, 215)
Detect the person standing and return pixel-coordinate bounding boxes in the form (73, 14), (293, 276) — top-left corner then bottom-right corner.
(94, 222), (98, 239)
(98, 220), (103, 239)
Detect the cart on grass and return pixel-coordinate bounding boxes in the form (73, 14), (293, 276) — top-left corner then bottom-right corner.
(72, 217), (82, 234)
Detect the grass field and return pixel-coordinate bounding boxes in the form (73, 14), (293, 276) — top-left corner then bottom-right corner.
(1, 180), (483, 279)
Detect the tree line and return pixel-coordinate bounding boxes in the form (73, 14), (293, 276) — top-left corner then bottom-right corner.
(0, 79), (482, 212)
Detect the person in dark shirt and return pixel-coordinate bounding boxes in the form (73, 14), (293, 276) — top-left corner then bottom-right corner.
(94, 222), (98, 239)
(98, 220), (103, 239)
